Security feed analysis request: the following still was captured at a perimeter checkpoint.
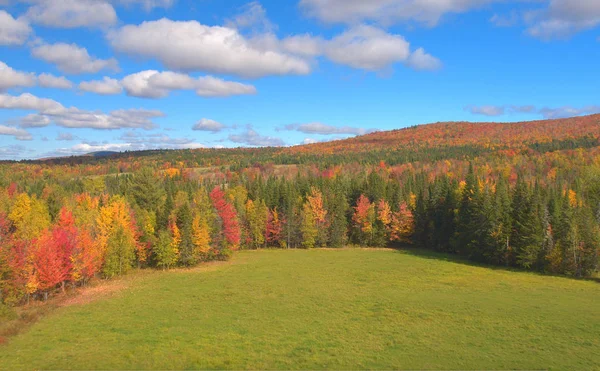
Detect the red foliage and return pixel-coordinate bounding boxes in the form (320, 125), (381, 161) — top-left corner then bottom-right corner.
(265, 208), (284, 246)
(7, 183), (17, 197)
(210, 186), (241, 250)
(33, 209), (78, 291)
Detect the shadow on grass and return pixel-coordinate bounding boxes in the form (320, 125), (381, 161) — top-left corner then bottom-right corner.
(389, 244), (600, 283)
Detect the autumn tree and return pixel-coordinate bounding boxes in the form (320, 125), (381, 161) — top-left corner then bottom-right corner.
(210, 186), (241, 251)
(352, 194), (375, 246)
(390, 201), (414, 244)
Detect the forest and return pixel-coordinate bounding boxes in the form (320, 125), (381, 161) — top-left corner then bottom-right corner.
(1, 114), (600, 306)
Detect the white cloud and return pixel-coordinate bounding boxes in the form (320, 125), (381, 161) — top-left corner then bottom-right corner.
(285, 122), (377, 135)
(299, 0), (501, 27)
(0, 10), (32, 45)
(303, 138), (319, 144)
(0, 61), (36, 91)
(226, 1), (275, 32)
(38, 73), (73, 89)
(276, 26), (440, 72)
(229, 128), (284, 147)
(406, 47), (443, 71)
(0, 124), (32, 141)
(31, 42), (119, 74)
(281, 34), (323, 57)
(79, 77), (122, 95)
(526, 0), (600, 39)
(50, 108), (163, 130)
(121, 70), (257, 98)
(0, 93), (64, 113)
(195, 76), (257, 97)
(0, 93), (164, 130)
(19, 113), (52, 127)
(193, 118), (226, 132)
(323, 25), (410, 70)
(25, 0), (117, 29)
(108, 18), (311, 78)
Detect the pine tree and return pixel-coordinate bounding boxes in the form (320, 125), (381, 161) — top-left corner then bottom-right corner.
(329, 191), (349, 248)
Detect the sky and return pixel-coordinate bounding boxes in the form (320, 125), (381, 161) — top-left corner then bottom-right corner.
(0, 0), (599, 160)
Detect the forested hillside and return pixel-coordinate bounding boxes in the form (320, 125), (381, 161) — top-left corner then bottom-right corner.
(1, 114), (600, 305)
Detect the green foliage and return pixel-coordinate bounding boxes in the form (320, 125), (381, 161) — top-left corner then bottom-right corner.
(154, 230), (178, 270)
(103, 226), (136, 278)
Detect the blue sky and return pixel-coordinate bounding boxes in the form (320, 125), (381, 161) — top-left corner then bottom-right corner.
(0, 0), (599, 160)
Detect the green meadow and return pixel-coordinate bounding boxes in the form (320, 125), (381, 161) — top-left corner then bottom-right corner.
(1, 249), (599, 370)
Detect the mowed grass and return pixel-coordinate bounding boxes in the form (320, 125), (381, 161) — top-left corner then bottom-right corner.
(1, 249), (599, 370)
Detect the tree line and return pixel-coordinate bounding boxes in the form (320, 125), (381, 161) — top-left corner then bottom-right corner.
(1, 161), (599, 305)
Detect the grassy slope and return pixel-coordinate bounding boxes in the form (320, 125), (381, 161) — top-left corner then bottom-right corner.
(0, 249), (598, 370)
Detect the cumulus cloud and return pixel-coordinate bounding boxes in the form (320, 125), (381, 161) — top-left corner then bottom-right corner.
(299, 0), (501, 27)
(0, 93), (164, 130)
(0, 93), (64, 113)
(79, 77), (122, 95)
(465, 104), (600, 119)
(285, 122), (377, 135)
(193, 118), (226, 132)
(0, 10), (32, 45)
(38, 73), (73, 89)
(265, 25), (440, 72)
(229, 128), (285, 147)
(31, 42), (119, 75)
(525, 0), (600, 39)
(0, 124), (32, 141)
(323, 25), (411, 70)
(108, 18), (311, 78)
(50, 108), (163, 130)
(0, 61), (36, 91)
(121, 70), (256, 98)
(25, 0), (117, 29)
(19, 113), (52, 128)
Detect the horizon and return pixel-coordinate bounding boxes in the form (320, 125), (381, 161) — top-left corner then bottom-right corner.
(1, 0), (599, 160)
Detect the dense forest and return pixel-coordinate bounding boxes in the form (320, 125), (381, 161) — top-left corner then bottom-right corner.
(1, 114), (600, 305)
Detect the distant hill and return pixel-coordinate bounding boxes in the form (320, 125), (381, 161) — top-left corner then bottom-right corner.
(84, 151), (120, 158)
(280, 114), (600, 156)
(9, 114), (600, 165)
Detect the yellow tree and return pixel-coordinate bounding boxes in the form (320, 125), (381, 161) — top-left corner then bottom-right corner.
(9, 193), (50, 241)
(305, 187), (328, 246)
(96, 196), (140, 277)
(246, 199), (268, 249)
(301, 201), (317, 248)
(191, 214), (211, 261)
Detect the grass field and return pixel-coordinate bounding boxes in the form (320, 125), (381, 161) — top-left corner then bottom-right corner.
(0, 248), (599, 370)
